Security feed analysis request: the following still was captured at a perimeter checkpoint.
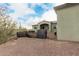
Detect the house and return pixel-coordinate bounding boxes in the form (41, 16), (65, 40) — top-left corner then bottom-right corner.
(32, 20), (57, 34)
(54, 3), (79, 41)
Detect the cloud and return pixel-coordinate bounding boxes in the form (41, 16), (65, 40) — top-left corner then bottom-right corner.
(11, 3), (35, 16)
(9, 3), (35, 23)
(0, 3), (58, 29)
(29, 8), (57, 26)
(41, 8), (57, 21)
(26, 3), (54, 17)
(14, 3), (55, 29)
(21, 8), (57, 29)
(0, 3), (15, 14)
(18, 16), (34, 29)
(21, 17), (42, 29)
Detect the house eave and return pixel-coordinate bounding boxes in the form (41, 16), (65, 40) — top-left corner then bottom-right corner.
(54, 3), (79, 11)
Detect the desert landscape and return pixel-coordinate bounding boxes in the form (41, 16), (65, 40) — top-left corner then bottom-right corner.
(1, 3), (79, 56)
(0, 37), (79, 56)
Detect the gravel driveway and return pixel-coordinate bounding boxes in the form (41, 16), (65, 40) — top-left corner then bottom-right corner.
(0, 37), (79, 56)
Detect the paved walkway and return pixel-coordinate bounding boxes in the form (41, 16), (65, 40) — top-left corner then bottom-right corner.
(0, 37), (79, 56)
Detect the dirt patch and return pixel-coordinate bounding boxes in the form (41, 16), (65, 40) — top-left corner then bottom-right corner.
(0, 37), (79, 56)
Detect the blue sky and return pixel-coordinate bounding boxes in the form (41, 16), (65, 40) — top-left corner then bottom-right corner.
(0, 3), (62, 29)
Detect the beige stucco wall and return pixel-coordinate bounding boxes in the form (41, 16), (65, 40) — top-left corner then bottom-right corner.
(56, 5), (79, 41)
(51, 23), (57, 33)
(32, 21), (57, 33)
(32, 25), (38, 32)
(38, 21), (51, 31)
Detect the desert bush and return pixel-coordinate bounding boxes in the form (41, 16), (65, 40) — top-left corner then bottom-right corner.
(0, 7), (17, 44)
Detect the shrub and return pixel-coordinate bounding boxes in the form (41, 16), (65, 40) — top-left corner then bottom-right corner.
(0, 7), (16, 44)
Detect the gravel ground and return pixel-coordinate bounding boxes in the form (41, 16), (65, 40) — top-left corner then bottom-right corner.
(0, 37), (79, 56)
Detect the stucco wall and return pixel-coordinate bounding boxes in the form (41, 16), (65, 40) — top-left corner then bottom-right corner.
(32, 21), (57, 33)
(56, 5), (79, 41)
(51, 23), (57, 33)
(38, 21), (51, 31)
(32, 25), (38, 32)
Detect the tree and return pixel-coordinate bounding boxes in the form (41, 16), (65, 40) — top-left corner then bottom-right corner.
(0, 6), (16, 44)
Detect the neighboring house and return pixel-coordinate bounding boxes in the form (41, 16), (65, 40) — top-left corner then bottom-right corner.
(54, 3), (79, 41)
(32, 20), (57, 33)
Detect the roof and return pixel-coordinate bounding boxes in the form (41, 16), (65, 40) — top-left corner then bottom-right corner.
(54, 3), (79, 10)
(32, 20), (57, 26)
(37, 20), (50, 24)
(32, 20), (49, 26)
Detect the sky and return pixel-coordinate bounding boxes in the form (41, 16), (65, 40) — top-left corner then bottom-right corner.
(0, 3), (63, 29)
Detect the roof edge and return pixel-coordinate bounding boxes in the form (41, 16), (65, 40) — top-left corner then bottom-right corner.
(54, 3), (79, 10)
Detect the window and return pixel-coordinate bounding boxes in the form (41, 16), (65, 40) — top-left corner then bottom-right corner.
(54, 27), (56, 29)
(34, 27), (37, 29)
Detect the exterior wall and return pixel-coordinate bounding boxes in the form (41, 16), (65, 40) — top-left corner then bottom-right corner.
(51, 23), (57, 33)
(32, 25), (39, 32)
(32, 21), (57, 33)
(38, 21), (51, 32)
(56, 5), (79, 41)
